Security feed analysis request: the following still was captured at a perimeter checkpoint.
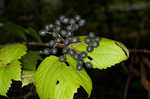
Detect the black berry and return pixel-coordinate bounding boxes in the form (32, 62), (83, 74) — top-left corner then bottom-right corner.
(87, 46), (94, 52)
(55, 37), (62, 43)
(68, 49), (75, 56)
(92, 41), (99, 48)
(77, 59), (84, 65)
(85, 62), (92, 69)
(76, 64), (83, 70)
(43, 48), (50, 55)
(52, 32), (58, 37)
(84, 37), (91, 44)
(95, 37), (100, 42)
(59, 55), (66, 62)
(71, 37), (78, 43)
(39, 30), (47, 36)
(88, 32), (95, 38)
(50, 48), (57, 54)
(64, 39), (70, 46)
(62, 48), (68, 54)
(49, 40), (55, 47)
(80, 52), (87, 58)
(73, 53), (80, 60)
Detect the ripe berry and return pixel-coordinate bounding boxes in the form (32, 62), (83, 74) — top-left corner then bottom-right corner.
(50, 48), (57, 54)
(55, 37), (62, 43)
(95, 37), (100, 42)
(68, 49), (75, 56)
(60, 30), (67, 37)
(84, 37), (91, 44)
(62, 18), (69, 24)
(66, 25), (72, 31)
(88, 32), (95, 38)
(67, 32), (72, 37)
(59, 15), (65, 21)
(73, 53), (80, 60)
(74, 15), (81, 21)
(39, 30), (47, 36)
(92, 41), (99, 48)
(80, 52), (87, 58)
(85, 62), (93, 69)
(55, 26), (61, 32)
(62, 48), (68, 54)
(64, 39), (70, 46)
(71, 37), (78, 43)
(43, 48), (50, 55)
(69, 18), (76, 24)
(78, 19), (85, 26)
(55, 20), (61, 26)
(52, 32), (58, 37)
(77, 59), (84, 65)
(87, 46), (94, 52)
(59, 55), (66, 62)
(49, 40), (55, 47)
(76, 64), (83, 70)
(45, 24), (53, 31)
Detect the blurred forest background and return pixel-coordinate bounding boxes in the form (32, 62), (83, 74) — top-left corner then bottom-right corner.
(0, 0), (150, 99)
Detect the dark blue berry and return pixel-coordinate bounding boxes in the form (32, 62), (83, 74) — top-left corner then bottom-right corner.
(62, 18), (69, 24)
(69, 18), (76, 24)
(95, 37), (100, 42)
(49, 40), (55, 47)
(45, 24), (53, 31)
(73, 53), (80, 60)
(84, 37), (91, 44)
(39, 30), (47, 36)
(50, 48), (57, 54)
(60, 30), (67, 37)
(77, 59), (84, 65)
(55, 37), (62, 43)
(85, 62), (92, 69)
(78, 19), (85, 26)
(59, 55), (66, 62)
(87, 46), (94, 52)
(92, 41), (99, 48)
(88, 32), (95, 38)
(67, 32), (72, 37)
(43, 48), (50, 55)
(80, 52), (87, 58)
(62, 48), (68, 54)
(68, 49), (75, 56)
(63, 39), (70, 46)
(74, 15), (81, 21)
(52, 32), (58, 37)
(71, 37), (78, 43)
(76, 64), (83, 70)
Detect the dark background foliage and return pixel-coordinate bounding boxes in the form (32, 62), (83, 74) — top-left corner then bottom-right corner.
(0, 0), (150, 99)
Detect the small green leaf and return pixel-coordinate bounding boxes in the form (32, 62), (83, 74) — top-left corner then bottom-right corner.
(21, 70), (35, 87)
(0, 44), (27, 66)
(35, 55), (92, 99)
(72, 37), (129, 69)
(0, 60), (21, 96)
(21, 51), (42, 70)
(25, 27), (42, 42)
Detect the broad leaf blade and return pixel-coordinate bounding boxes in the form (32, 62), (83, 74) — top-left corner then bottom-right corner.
(0, 60), (21, 96)
(35, 55), (92, 99)
(72, 37), (129, 69)
(0, 44), (27, 66)
(21, 51), (42, 70)
(25, 27), (42, 42)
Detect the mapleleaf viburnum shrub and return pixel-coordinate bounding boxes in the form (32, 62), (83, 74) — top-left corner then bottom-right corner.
(0, 15), (129, 99)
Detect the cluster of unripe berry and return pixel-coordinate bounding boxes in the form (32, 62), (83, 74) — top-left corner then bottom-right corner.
(39, 15), (100, 70)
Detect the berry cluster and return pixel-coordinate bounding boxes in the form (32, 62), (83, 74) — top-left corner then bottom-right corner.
(39, 15), (100, 70)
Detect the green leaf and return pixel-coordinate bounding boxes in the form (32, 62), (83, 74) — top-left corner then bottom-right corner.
(21, 51), (42, 70)
(0, 22), (27, 43)
(0, 60), (21, 96)
(0, 44), (27, 66)
(25, 27), (42, 42)
(72, 37), (129, 69)
(21, 70), (35, 87)
(35, 55), (92, 99)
